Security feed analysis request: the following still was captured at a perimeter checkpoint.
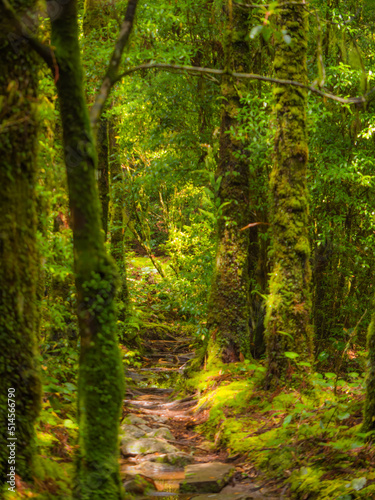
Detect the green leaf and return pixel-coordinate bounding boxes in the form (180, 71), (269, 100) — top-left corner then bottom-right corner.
(64, 382), (77, 392)
(262, 27), (273, 42)
(278, 330), (293, 341)
(337, 412), (350, 421)
(284, 351), (299, 359)
(324, 372), (336, 379)
(283, 414), (293, 426)
(199, 209), (216, 222)
(63, 419), (78, 430)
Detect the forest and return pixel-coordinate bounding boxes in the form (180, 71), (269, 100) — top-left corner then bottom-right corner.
(2, 0), (375, 498)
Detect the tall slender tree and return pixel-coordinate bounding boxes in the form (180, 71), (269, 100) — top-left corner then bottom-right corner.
(48, 0), (137, 496)
(264, 0), (313, 388)
(362, 305), (375, 434)
(206, 1), (252, 362)
(109, 121), (130, 324)
(0, 0), (42, 483)
(83, 0), (111, 239)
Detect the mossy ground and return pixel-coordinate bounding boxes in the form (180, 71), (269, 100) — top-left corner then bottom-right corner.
(184, 360), (374, 499)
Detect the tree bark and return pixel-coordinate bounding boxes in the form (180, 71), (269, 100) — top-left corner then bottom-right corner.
(50, 2), (124, 498)
(83, 0), (111, 239)
(264, 0), (313, 388)
(0, 0), (42, 482)
(362, 299), (375, 434)
(109, 121), (130, 326)
(206, 2), (252, 363)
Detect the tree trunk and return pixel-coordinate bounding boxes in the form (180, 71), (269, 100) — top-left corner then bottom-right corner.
(206, 2), (251, 363)
(109, 121), (130, 326)
(264, 0), (313, 388)
(362, 301), (375, 434)
(83, 0), (111, 240)
(97, 118), (110, 238)
(0, 0), (42, 482)
(50, 2), (124, 498)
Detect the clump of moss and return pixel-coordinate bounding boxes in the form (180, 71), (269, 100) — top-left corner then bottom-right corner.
(187, 359), (373, 498)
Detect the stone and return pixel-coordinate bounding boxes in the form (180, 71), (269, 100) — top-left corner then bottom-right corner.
(148, 414), (169, 424)
(138, 424), (153, 433)
(120, 424), (147, 439)
(180, 463), (236, 494)
(123, 474), (155, 494)
(152, 452), (194, 467)
(122, 414), (147, 426)
(121, 437), (179, 456)
(146, 427), (174, 440)
(199, 441), (217, 451)
(137, 461), (185, 478)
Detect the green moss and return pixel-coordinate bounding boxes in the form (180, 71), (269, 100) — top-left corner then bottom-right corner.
(264, 0), (313, 389)
(0, 0), (42, 482)
(50, 2), (124, 498)
(206, 4), (253, 363)
(109, 123), (130, 321)
(187, 361), (372, 499)
(362, 303), (375, 434)
(139, 322), (176, 341)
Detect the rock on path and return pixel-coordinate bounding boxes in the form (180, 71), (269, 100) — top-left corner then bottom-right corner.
(120, 344), (280, 499)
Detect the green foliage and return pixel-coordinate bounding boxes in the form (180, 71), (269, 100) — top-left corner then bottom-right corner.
(188, 358), (371, 499)
(7, 0), (375, 495)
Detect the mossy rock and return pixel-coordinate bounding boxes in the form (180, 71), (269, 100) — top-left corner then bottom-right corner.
(123, 474), (155, 494)
(120, 437), (178, 456)
(146, 427), (174, 440)
(140, 322), (177, 340)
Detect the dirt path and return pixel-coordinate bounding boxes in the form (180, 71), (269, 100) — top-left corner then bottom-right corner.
(120, 339), (283, 499)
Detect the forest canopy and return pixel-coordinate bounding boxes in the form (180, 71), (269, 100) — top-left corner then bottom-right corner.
(2, 0), (375, 499)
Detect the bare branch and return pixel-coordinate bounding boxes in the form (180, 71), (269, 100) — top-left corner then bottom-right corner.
(90, 0), (138, 131)
(115, 62), (369, 105)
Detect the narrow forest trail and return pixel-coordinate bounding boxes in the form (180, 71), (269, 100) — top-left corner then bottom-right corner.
(119, 336), (283, 500)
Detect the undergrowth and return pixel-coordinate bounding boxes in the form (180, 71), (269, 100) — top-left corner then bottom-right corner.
(186, 359), (375, 499)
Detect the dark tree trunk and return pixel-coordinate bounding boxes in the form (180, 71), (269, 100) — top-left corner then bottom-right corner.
(97, 118), (110, 239)
(109, 121), (130, 325)
(264, 0), (313, 389)
(50, 2), (124, 498)
(206, 3), (252, 363)
(0, 0), (42, 482)
(83, 0), (111, 240)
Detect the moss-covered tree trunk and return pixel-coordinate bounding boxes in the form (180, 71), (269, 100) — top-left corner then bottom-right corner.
(83, 0), (111, 239)
(206, 2), (251, 363)
(0, 0), (42, 484)
(109, 121), (130, 325)
(50, 2), (124, 498)
(96, 118), (110, 238)
(362, 301), (375, 434)
(264, 0), (313, 388)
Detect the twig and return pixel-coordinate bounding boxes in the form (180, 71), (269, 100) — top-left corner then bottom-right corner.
(241, 221), (270, 231)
